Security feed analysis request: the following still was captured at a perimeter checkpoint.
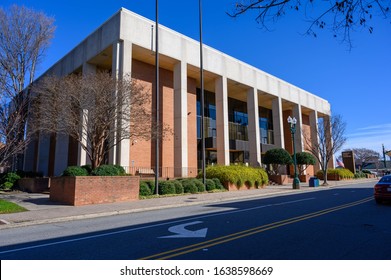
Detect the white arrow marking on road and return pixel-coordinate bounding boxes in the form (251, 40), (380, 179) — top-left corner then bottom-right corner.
(159, 221), (208, 238)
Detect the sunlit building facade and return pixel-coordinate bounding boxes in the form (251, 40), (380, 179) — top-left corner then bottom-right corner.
(23, 8), (332, 177)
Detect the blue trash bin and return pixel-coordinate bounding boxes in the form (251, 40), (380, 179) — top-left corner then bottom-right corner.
(309, 177), (319, 187)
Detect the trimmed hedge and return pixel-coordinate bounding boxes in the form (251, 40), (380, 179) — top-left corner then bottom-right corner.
(173, 180), (184, 194)
(202, 165), (268, 188)
(62, 164), (126, 177)
(139, 177), (225, 196)
(205, 179), (216, 191)
(316, 168), (355, 179)
(62, 166), (89, 176)
(212, 178), (224, 190)
(181, 179), (198, 194)
(144, 180), (156, 194)
(193, 179), (206, 193)
(91, 165), (126, 176)
(158, 181), (176, 195)
(139, 181), (152, 196)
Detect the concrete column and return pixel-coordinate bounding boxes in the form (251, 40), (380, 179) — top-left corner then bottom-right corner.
(309, 111), (321, 172)
(37, 133), (50, 176)
(323, 115), (335, 169)
(247, 87), (261, 166)
(53, 134), (69, 176)
(76, 62), (96, 167)
(174, 61), (188, 177)
(292, 104), (304, 153)
(110, 40), (132, 169)
(272, 97), (285, 149)
(215, 76), (230, 165)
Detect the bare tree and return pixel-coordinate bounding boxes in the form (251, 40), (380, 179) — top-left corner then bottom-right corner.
(228, 0), (390, 48)
(304, 114), (347, 185)
(351, 147), (380, 170)
(0, 5), (55, 169)
(30, 72), (168, 169)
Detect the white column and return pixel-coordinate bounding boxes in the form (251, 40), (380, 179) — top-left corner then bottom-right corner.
(77, 63), (96, 167)
(215, 76), (230, 165)
(110, 40), (132, 169)
(174, 61), (188, 177)
(247, 87), (261, 166)
(309, 111), (321, 172)
(323, 115), (335, 169)
(272, 97), (285, 149)
(292, 104), (304, 153)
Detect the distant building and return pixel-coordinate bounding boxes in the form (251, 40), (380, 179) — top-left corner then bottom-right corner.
(23, 8), (333, 177)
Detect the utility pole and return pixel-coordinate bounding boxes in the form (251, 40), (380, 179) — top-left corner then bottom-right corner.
(382, 144), (391, 174)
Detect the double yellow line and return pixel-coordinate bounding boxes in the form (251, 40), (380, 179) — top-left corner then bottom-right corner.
(140, 196), (373, 260)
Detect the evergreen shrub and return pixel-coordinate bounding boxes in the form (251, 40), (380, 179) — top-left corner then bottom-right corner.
(205, 179), (216, 191)
(62, 166), (89, 176)
(139, 181), (152, 196)
(182, 179), (198, 194)
(212, 178), (224, 190)
(193, 179), (205, 192)
(316, 168), (354, 179)
(0, 172), (21, 190)
(202, 165), (268, 188)
(173, 180), (184, 194)
(91, 165), (126, 176)
(158, 181), (176, 195)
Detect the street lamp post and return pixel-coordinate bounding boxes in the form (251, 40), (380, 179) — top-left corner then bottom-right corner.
(288, 116), (300, 189)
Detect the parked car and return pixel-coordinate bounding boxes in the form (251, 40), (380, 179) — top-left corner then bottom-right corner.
(374, 175), (391, 204)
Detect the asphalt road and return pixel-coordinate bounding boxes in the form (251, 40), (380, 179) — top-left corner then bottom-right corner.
(1, 182), (390, 260)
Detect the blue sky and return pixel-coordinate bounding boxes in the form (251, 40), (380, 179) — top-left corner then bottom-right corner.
(3, 0), (391, 156)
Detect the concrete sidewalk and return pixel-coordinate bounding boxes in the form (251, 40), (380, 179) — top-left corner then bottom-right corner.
(0, 179), (377, 229)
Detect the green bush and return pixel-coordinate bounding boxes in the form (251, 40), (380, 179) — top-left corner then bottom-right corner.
(193, 179), (205, 192)
(91, 165), (126, 176)
(81, 165), (93, 174)
(212, 178), (224, 190)
(173, 180), (184, 194)
(362, 170), (371, 174)
(205, 179), (216, 191)
(263, 148), (293, 175)
(316, 168), (354, 179)
(158, 181), (176, 195)
(145, 180), (156, 194)
(62, 166), (89, 176)
(202, 165), (268, 188)
(295, 152), (316, 175)
(139, 181), (152, 196)
(354, 172), (366, 179)
(0, 172), (21, 190)
(182, 179), (198, 194)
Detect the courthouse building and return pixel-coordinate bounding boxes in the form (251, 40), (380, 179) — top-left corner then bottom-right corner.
(23, 8), (332, 177)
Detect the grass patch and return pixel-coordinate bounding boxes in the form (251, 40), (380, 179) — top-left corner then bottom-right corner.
(0, 199), (27, 214)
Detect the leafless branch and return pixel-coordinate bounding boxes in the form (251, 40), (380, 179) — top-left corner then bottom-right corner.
(30, 72), (170, 169)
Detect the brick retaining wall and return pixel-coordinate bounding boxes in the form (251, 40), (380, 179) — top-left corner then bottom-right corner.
(50, 176), (140, 206)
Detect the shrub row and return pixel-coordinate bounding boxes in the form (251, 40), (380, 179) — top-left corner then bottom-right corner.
(316, 168), (355, 179)
(139, 178), (225, 197)
(202, 165), (268, 188)
(62, 165), (126, 176)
